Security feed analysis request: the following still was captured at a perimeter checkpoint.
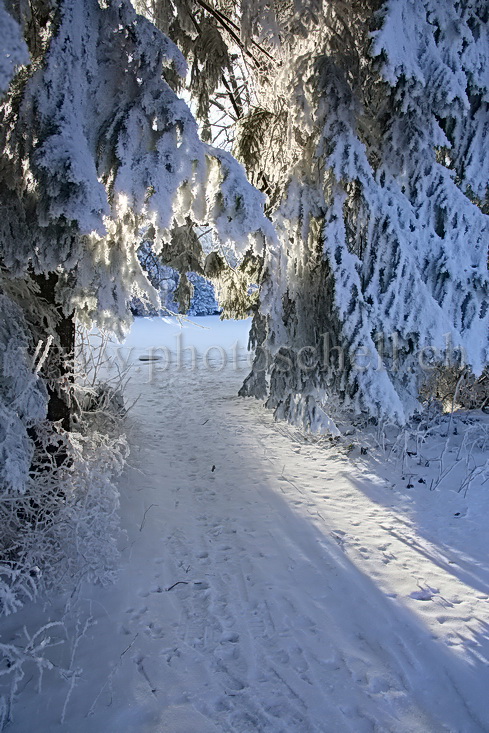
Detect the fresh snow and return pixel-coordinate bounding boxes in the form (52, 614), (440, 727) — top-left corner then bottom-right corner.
(3, 317), (489, 732)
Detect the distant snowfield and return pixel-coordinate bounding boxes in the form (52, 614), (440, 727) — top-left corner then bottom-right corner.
(6, 317), (489, 732)
(117, 315), (253, 356)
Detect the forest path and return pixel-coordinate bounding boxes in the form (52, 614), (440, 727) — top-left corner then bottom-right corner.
(9, 317), (489, 732)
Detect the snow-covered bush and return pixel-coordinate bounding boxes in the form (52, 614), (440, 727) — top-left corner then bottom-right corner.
(0, 409), (127, 617)
(0, 622), (68, 729)
(0, 290), (48, 495)
(73, 325), (128, 423)
(0, 271), (125, 617)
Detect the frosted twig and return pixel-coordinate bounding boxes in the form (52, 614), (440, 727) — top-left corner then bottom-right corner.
(139, 504), (159, 532)
(33, 335), (53, 374)
(86, 634), (138, 717)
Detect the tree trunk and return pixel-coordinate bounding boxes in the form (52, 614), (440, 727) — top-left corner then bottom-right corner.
(35, 272), (75, 433)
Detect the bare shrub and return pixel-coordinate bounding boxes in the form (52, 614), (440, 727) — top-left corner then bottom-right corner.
(420, 365), (489, 412)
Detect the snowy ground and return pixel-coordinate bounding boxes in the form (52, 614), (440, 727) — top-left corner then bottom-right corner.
(4, 317), (489, 732)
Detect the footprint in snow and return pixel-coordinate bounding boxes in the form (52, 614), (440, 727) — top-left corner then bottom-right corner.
(144, 622), (165, 639)
(331, 530), (347, 546)
(410, 587), (439, 601)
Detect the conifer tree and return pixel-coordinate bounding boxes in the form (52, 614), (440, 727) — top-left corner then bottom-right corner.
(0, 0), (272, 488)
(2, 0), (489, 446)
(228, 0), (489, 432)
(144, 0), (489, 432)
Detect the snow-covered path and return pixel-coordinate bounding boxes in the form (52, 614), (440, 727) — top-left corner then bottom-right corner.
(8, 318), (489, 732)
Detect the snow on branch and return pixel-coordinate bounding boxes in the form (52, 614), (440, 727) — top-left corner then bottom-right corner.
(0, 0), (272, 330)
(0, 1), (29, 96)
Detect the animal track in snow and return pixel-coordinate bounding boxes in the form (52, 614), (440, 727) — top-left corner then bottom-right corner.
(409, 587), (439, 601)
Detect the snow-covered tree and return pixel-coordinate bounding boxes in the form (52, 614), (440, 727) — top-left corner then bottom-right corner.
(229, 0), (489, 432)
(0, 0), (273, 613)
(1, 0), (271, 320)
(132, 240), (220, 316)
(139, 1), (488, 432)
(0, 0), (272, 454)
(0, 0), (28, 95)
(2, 0), (489, 448)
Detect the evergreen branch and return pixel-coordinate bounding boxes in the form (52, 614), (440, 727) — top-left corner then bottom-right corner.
(222, 74), (242, 118)
(209, 98), (238, 121)
(193, 0), (275, 65)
